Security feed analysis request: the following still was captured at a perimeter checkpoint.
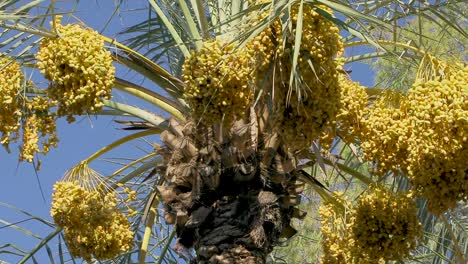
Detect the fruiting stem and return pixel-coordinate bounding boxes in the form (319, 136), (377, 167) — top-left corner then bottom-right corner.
(25, 87), (46, 94)
(139, 197), (159, 264)
(51, 0), (63, 39)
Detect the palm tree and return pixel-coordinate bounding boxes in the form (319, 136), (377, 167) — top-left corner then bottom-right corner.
(0, 0), (466, 263)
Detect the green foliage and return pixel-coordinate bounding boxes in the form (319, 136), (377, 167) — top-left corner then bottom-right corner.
(372, 3), (467, 89)
(268, 187), (322, 263)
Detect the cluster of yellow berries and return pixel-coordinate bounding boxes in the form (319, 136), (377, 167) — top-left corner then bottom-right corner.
(2, 17), (117, 163)
(182, 39), (254, 125)
(360, 92), (411, 175)
(51, 181), (133, 262)
(320, 75), (368, 149)
(0, 57), (24, 147)
(19, 96), (58, 162)
(415, 53), (453, 82)
(245, 1), (283, 76)
(349, 186), (422, 262)
(319, 202), (354, 264)
(268, 4), (344, 150)
(405, 62), (467, 214)
(0, 57), (58, 162)
(320, 187), (421, 263)
(356, 57), (466, 214)
(36, 16), (114, 122)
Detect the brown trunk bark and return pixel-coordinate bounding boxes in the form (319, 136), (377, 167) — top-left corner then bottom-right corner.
(188, 191), (288, 264)
(157, 120), (306, 263)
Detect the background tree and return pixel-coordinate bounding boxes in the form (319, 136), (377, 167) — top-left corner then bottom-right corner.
(371, 1), (466, 89)
(0, 1), (466, 263)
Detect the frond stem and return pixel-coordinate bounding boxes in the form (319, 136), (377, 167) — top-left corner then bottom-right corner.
(102, 99), (168, 129)
(17, 227), (62, 264)
(344, 40), (427, 56)
(101, 35), (177, 84)
(111, 157), (162, 189)
(440, 215), (466, 263)
(322, 158), (374, 185)
(157, 230), (176, 264)
(0, 22), (55, 38)
(177, 0), (203, 50)
(311, 185), (346, 212)
(114, 81), (185, 121)
(111, 152), (158, 177)
(84, 129), (160, 164)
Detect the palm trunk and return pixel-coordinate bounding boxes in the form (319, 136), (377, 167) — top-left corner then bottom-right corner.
(189, 189), (289, 263)
(158, 118), (305, 263)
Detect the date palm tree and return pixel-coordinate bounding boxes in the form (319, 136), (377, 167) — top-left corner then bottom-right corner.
(0, 0), (466, 263)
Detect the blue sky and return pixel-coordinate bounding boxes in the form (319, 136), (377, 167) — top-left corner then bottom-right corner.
(0, 1), (375, 263)
(0, 2), (154, 263)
